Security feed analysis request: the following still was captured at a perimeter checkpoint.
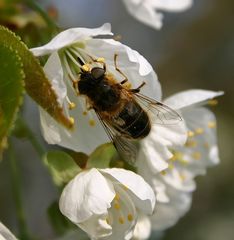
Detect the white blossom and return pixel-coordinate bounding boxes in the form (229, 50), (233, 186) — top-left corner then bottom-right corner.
(31, 23), (186, 171)
(0, 222), (17, 240)
(122, 0), (193, 29)
(134, 89), (223, 235)
(31, 23), (161, 155)
(59, 168), (156, 240)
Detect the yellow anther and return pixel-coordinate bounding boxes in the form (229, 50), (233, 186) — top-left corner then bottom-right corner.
(114, 194), (120, 201)
(208, 99), (218, 106)
(160, 170), (167, 176)
(179, 173), (186, 182)
(97, 57), (105, 63)
(69, 117), (75, 126)
(178, 159), (189, 165)
(82, 64), (91, 72)
(82, 111), (87, 116)
(208, 121), (216, 128)
(68, 102), (76, 110)
(170, 155), (177, 161)
(185, 140), (197, 148)
(89, 119), (96, 126)
(168, 163), (174, 170)
(127, 214), (133, 222)
(195, 128), (204, 135)
(187, 131), (195, 138)
(106, 218), (110, 225)
(119, 217), (124, 224)
(170, 151), (183, 161)
(192, 152), (201, 160)
(114, 203), (120, 210)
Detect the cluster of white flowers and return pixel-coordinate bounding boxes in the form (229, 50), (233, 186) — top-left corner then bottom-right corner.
(134, 90), (222, 238)
(30, 22), (222, 240)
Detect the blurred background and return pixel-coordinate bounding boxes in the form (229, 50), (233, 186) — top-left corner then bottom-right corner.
(0, 0), (233, 239)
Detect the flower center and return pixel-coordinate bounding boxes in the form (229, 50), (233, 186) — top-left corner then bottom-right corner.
(58, 43), (104, 127)
(106, 184), (137, 238)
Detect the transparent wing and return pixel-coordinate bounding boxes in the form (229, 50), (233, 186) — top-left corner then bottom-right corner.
(134, 93), (182, 125)
(96, 112), (139, 166)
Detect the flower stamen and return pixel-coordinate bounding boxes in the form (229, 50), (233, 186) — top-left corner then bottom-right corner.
(127, 214), (133, 222)
(118, 217), (125, 224)
(69, 117), (75, 126)
(82, 64), (91, 72)
(187, 131), (195, 137)
(208, 121), (216, 128)
(66, 96), (76, 110)
(89, 119), (96, 127)
(62, 54), (77, 85)
(65, 49), (83, 69)
(195, 128), (204, 135)
(160, 170), (167, 176)
(185, 140), (197, 147)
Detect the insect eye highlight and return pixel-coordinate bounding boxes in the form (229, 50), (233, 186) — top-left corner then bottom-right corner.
(91, 67), (105, 79)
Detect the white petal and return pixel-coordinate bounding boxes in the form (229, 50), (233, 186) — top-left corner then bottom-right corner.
(59, 169), (115, 223)
(181, 107), (220, 168)
(122, 0), (163, 29)
(164, 89), (224, 110)
(151, 188), (192, 231)
(39, 93), (109, 154)
(133, 215), (151, 240)
(86, 38), (162, 100)
(151, 0), (193, 11)
(137, 159), (169, 203)
(78, 214), (112, 240)
(0, 222), (17, 240)
(122, 0), (193, 30)
(137, 118), (187, 173)
(138, 140), (170, 173)
(44, 52), (67, 105)
(161, 167), (196, 192)
(107, 183), (137, 240)
(30, 23), (113, 56)
(101, 168), (156, 215)
(151, 120), (187, 147)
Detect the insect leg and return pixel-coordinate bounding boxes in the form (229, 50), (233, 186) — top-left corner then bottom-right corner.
(130, 82), (146, 93)
(114, 53), (129, 84)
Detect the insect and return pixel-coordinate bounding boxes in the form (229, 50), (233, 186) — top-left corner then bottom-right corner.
(75, 54), (182, 164)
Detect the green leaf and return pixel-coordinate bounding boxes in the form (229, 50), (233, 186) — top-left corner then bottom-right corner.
(86, 143), (116, 169)
(0, 25), (73, 129)
(47, 201), (75, 236)
(0, 44), (24, 155)
(44, 151), (81, 186)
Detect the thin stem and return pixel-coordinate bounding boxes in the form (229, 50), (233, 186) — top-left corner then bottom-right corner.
(9, 142), (30, 240)
(24, 0), (59, 32)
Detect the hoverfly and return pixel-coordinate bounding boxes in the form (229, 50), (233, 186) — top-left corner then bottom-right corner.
(74, 54), (181, 165)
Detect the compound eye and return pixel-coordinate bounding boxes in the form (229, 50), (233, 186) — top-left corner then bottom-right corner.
(91, 67), (105, 79)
